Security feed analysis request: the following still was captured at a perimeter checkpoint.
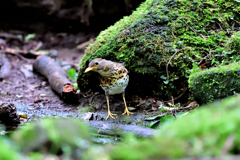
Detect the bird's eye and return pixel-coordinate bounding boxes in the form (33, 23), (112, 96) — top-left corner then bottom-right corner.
(95, 62), (98, 65)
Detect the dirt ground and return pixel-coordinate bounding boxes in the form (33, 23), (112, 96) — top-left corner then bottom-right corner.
(0, 32), (87, 115)
(0, 50), (81, 112)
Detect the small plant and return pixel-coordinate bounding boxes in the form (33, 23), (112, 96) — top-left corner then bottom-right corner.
(188, 63), (200, 74)
(68, 69), (78, 89)
(25, 34), (35, 42)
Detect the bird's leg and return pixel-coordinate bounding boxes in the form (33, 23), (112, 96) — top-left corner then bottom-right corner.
(106, 94), (117, 120)
(122, 92), (133, 115)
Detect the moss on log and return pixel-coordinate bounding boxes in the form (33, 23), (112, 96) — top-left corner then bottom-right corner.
(189, 63), (240, 104)
(77, 0), (240, 98)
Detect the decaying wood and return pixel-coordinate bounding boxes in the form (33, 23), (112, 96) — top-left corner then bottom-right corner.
(33, 55), (79, 103)
(0, 32), (21, 40)
(0, 53), (11, 79)
(87, 121), (154, 138)
(0, 103), (20, 129)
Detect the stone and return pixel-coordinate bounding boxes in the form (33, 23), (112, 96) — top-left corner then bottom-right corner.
(77, 0), (240, 99)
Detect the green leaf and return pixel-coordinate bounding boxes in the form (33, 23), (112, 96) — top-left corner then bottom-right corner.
(37, 50), (49, 55)
(68, 69), (78, 81)
(160, 75), (167, 80)
(17, 35), (23, 39)
(160, 115), (176, 126)
(146, 102), (151, 106)
(189, 63), (200, 73)
(25, 34), (35, 42)
(147, 120), (160, 128)
(192, 63), (198, 70)
(144, 113), (166, 121)
(73, 83), (79, 89)
(163, 80), (169, 84)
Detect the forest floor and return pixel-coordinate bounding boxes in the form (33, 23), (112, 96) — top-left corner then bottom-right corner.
(0, 32), (87, 119)
(0, 48), (81, 112)
(0, 31), (198, 130)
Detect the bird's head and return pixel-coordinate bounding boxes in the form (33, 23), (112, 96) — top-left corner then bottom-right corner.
(85, 58), (111, 76)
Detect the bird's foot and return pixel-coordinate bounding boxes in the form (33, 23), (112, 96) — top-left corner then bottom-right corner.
(122, 108), (133, 115)
(106, 111), (117, 120)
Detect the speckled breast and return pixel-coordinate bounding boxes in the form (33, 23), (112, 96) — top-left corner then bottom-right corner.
(100, 74), (129, 95)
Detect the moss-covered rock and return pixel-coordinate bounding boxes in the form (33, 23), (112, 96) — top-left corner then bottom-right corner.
(110, 95), (240, 159)
(78, 0), (240, 98)
(189, 63), (240, 104)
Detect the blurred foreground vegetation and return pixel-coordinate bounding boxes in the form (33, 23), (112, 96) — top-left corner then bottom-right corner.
(1, 95), (240, 159)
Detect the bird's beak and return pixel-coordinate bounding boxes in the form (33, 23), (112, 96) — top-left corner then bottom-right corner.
(85, 67), (95, 73)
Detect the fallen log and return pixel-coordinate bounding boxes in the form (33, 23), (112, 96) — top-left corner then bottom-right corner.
(87, 120), (154, 138)
(33, 55), (79, 103)
(0, 53), (11, 80)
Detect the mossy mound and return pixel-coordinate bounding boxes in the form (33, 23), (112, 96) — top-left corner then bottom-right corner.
(110, 95), (240, 159)
(189, 63), (240, 104)
(78, 0), (240, 98)
(12, 118), (91, 158)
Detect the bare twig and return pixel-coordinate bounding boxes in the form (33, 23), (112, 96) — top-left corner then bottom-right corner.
(183, 20), (213, 56)
(217, 22), (223, 31)
(1, 48), (46, 60)
(76, 38), (94, 50)
(227, 28), (231, 35)
(0, 33), (21, 40)
(184, 19), (213, 58)
(222, 133), (235, 155)
(184, 20), (206, 40)
(232, 23), (235, 31)
(198, 55), (208, 65)
(171, 96), (174, 105)
(166, 47), (191, 81)
(1, 50), (30, 62)
(163, 87), (188, 102)
(233, 19), (240, 24)
(173, 87), (188, 101)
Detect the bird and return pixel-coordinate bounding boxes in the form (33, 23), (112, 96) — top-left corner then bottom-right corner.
(84, 58), (133, 119)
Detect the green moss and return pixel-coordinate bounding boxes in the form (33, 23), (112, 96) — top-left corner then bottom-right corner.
(227, 31), (240, 55)
(189, 62), (240, 104)
(13, 118), (91, 156)
(0, 137), (20, 160)
(110, 95), (240, 159)
(78, 0), (240, 98)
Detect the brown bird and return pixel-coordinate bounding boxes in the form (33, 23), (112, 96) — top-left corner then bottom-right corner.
(85, 58), (133, 119)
